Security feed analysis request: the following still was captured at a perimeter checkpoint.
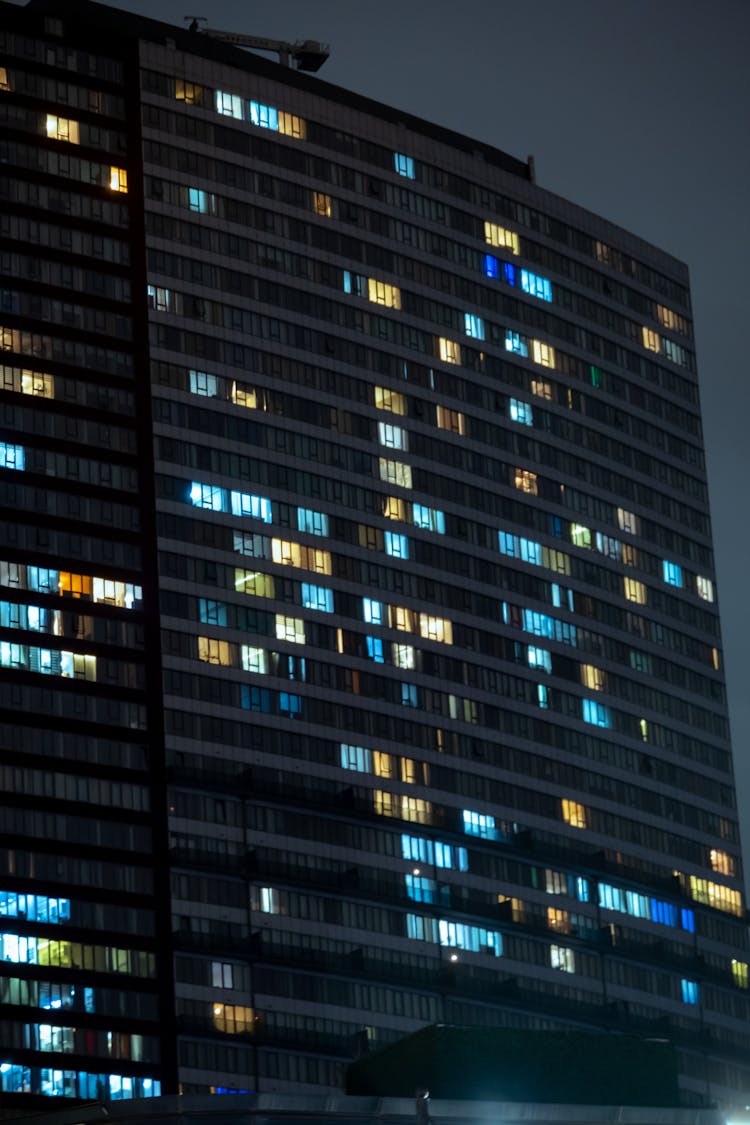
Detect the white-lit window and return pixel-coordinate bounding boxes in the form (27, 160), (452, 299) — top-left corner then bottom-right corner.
(464, 313), (485, 339)
(275, 615), (305, 644)
(379, 458), (412, 488)
(392, 642), (415, 669)
(216, 90), (243, 119)
(241, 646), (268, 674)
(550, 944), (575, 972)
(378, 422), (408, 450)
(696, 575), (714, 602)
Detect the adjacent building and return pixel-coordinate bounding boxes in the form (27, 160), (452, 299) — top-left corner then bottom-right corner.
(0, 0), (748, 1110)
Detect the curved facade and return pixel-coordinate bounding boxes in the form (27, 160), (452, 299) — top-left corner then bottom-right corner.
(0, 0), (749, 1110)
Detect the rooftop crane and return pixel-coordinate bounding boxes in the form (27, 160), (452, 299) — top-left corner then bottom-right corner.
(185, 17), (329, 72)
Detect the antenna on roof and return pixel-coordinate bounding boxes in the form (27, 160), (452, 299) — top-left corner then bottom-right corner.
(184, 16), (329, 71)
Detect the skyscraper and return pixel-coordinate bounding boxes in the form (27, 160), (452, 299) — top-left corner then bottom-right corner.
(0, 0), (748, 1109)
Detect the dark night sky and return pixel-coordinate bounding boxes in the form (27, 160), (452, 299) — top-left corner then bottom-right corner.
(107, 0), (750, 883)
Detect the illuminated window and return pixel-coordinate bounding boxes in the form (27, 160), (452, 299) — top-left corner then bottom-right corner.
(521, 269), (552, 302)
(438, 338), (461, 365)
(545, 869), (567, 895)
(624, 577), (647, 604)
(710, 849), (736, 877)
(392, 642), (415, 669)
(531, 340), (555, 368)
(188, 187), (215, 214)
(687, 876), (743, 916)
(312, 191), (332, 217)
(175, 78), (207, 105)
(198, 637), (232, 666)
(464, 313), (485, 340)
(732, 960), (748, 989)
(216, 90), (243, 118)
(436, 404), (465, 435)
(527, 645), (551, 672)
(547, 907), (571, 933)
(0, 366), (53, 397)
(696, 575), (714, 602)
(383, 496), (407, 521)
(379, 458), (412, 488)
(147, 284), (169, 312)
(45, 114), (79, 143)
(462, 810), (497, 839)
(297, 507), (329, 536)
(249, 100), (278, 129)
(617, 507), (640, 535)
(596, 532), (621, 560)
(301, 583), (333, 613)
(275, 615), (305, 644)
(109, 166), (127, 193)
(212, 1003), (254, 1034)
(681, 979), (699, 1005)
(390, 605), (415, 632)
(278, 110), (306, 138)
(58, 572), (92, 599)
(642, 326), (661, 352)
(235, 569), (275, 598)
(341, 743), (371, 772)
(368, 278), (401, 308)
(550, 945), (575, 972)
(374, 790), (431, 823)
(484, 221), (520, 255)
(505, 331), (528, 357)
(570, 524), (591, 549)
(394, 152), (415, 179)
(580, 664), (606, 692)
(582, 698), (611, 727)
(189, 369), (219, 397)
(662, 560), (683, 588)
(514, 468), (538, 495)
(418, 614), (452, 644)
(543, 547), (570, 575)
(509, 398), (533, 425)
(439, 919), (502, 957)
(369, 750), (393, 778)
(531, 377), (552, 399)
(366, 636), (385, 662)
(0, 67), (10, 91)
(385, 531), (409, 559)
(412, 504), (445, 533)
(241, 646), (268, 674)
(231, 491), (272, 522)
(363, 597), (384, 624)
(378, 422), (408, 450)
(374, 386), (406, 414)
(561, 798), (587, 829)
(498, 895), (526, 923)
(0, 442), (24, 471)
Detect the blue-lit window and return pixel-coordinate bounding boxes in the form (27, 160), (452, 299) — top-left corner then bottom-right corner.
(483, 254), (499, 279)
(680, 908), (695, 933)
(215, 90), (243, 118)
(297, 507), (329, 536)
(401, 834), (468, 871)
(362, 597), (384, 624)
(301, 583), (333, 613)
(279, 691), (302, 717)
(394, 152), (415, 179)
(189, 368), (219, 396)
(230, 490), (272, 522)
(523, 609), (554, 639)
(366, 635), (385, 663)
(582, 698), (611, 727)
(464, 313), (485, 340)
(521, 269), (553, 302)
(385, 531), (409, 559)
(504, 262), (516, 285)
(537, 683), (548, 709)
(505, 331), (528, 357)
(439, 919), (502, 957)
(249, 100), (279, 130)
(188, 188), (212, 214)
(405, 874), (439, 903)
(576, 877), (590, 903)
(528, 646), (551, 673)
(509, 398), (533, 426)
(598, 883), (625, 912)
(650, 898), (678, 927)
(401, 682), (418, 707)
(681, 979), (699, 1005)
(241, 685), (271, 712)
(663, 560), (683, 587)
(437, 841), (468, 871)
(626, 890), (650, 918)
(0, 891), (70, 922)
(199, 598), (228, 626)
(462, 810), (497, 839)
(550, 583), (575, 612)
(190, 481), (226, 511)
(413, 504), (445, 533)
(664, 339), (686, 366)
(341, 743), (371, 772)
(0, 442), (24, 470)
(26, 567), (58, 593)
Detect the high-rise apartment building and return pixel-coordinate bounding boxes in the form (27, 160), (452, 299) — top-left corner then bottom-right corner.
(0, 0), (748, 1110)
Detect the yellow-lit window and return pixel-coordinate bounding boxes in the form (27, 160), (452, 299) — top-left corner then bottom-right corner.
(358, 524), (383, 551)
(304, 546), (331, 574)
(392, 642), (415, 669)
(623, 577), (647, 605)
(368, 278), (401, 309)
(109, 166), (128, 193)
(312, 191), (332, 217)
(561, 798), (587, 829)
(580, 665), (606, 692)
(198, 637), (232, 666)
(373, 750), (394, 778)
(484, 221), (520, 255)
(621, 543), (639, 568)
(374, 794), (432, 823)
(642, 326), (660, 353)
(514, 468), (538, 495)
(0, 67), (10, 91)
(418, 613), (452, 644)
(278, 111), (306, 139)
(68, 653), (96, 681)
(498, 895), (527, 923)
(389, 605), (415, 632)
(20, 369), (54, 397)
(383, 496), (407, 521)
(531, 340), (555, 368)
(547, 907), (571, 934)
(58, 572), (92, 599)
(639, 718), (648, 742)
(688, 876), (743, 917)
(436, 404), (465, 435)
(400, 757), (427, 784)
(710, 849), (737, 877)
(374, 386), (406, 414)
(231, 382), (258, 409)
(542, 547), (570, 575)
(379, 458), (412, 489)
(531, 378), (553, 400)
(617, 507), (640, 535)
(732, 960), (748, 989)
(235, 569), (275, 598)
(46, 114), (80, 143)
(438, 337), (461, 365)
(656, 304), (685, 333)
(275, 614), (305, 644)
(272, 538), (302, 568)
(712, 647), (720, 671)
(213, 1003), (254, 1034)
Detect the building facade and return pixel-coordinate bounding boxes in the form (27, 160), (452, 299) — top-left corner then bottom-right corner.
(0, 0), (749, 1109)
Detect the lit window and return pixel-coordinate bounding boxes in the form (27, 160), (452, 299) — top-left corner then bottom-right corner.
(216, 90), (243, 118)
(394, 152), (415, 179)
(188, 187), (215, 214)
(392, 642), (415, 669)
(231, 491), (273, 522)
(462, 810), (497, 840)
(175, 78), (206, 105)
(436, 404), (465, 434)
(484, 254), (499, 278)
(656, 304), (682, 331)
(189, 482), (226, 511)
(509, 398), (533, 426)
(312, 191), (332, 217)
(663, 560), (683, 587)
(0, 67), (10, 91)
(301, 583), (333, 613)
(378, 422), (408, 450)
(438, 338), (461, 365)
(383, 496), (407, 521)
(374, 790), (432, 823)
(732, 960), (749, 989)
(198, 637), (232, 666)
(58, 572), (92, 599)
(1, 366), (53, 397)
(368, 278), (401, 309)
(412, 504), (445, 533)
(527, 646), (551, 673)
(582, 698), (611, 727)
(464, 313), (485, 340)
(590, 365), (604, 388)
(235, 569), (275, 598)
(550, 945), (575, 972)
(275, 615), (305, 644)
(362, 597), (384, 624)
(278, 110), (306, 138)
(484, 221), (520, 255)
(241, 646), (268, 674)
(596, 532), (621, 560)
(561, 798), (587, 829)
(249, 100), (278, 130)
(212, 1003), (254, 1034)
(531, 378), (552, 399)
(681, 979), (699, 1005)
(189, 369), (219, 396)
(687, 876), (743, 916)
(543, 547), (570, 575)
(546, 907), (570, 934)
(580, 664), (606, 692)
(379, 458), (412, 488)
(366, 636), (384, 662)
(371, 750), (393, 778)
(531, 340), (555, 367)
(272, 538), (301, 567)
(505, 331), (528, 357)
(710, 849), (736, 877)
(642, 326), (661, 352)
(374, 386), (406, 414)
(341, 743), (371, 772)
(418, 613), (452, 644)
(514, 468), (538, 495)
(297, 507), (328, 536)
(389, 605), (415, 632)
(405, 874), (438, 903)
(147, 285), (170, 312)
(624, 577), (647, 604)
(521, 269), (552, 302)
(385, 531), (409, 559)
(537, 683), (548, 709)
(696, 575), (714, 602)
(45, 114), (80, 143)
(0, 442), (24, 471)
(545, 869), (567, 895)
(617, 507), (640, 535)
(439, 919), (502, 957)
(109, 166), (127, 193)
(570, 524), (591, 549)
